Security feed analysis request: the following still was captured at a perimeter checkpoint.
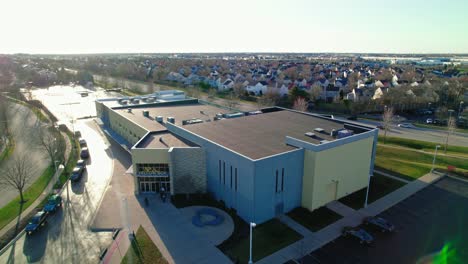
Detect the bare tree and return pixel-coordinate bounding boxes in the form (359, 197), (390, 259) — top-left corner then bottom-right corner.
(225, 92), (240, 110)
(232, 82), (245, 98)
(0, 154), (36, 203)
(309, 85), (323, 103)
(37, 126), (65, 165)
(382, 106), (394, 144)
(444, 116), (456, 153)
(257, 88), (280, 107)
(293, 97), (308, 112)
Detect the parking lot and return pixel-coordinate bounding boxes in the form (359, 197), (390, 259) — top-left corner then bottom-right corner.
(295, 177), (468, 264)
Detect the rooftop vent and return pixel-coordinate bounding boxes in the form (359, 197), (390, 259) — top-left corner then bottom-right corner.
(142, 110), (149, 117)
(167, 117), (175, 124)
(314, 128), (325, 133)
(156, 116), (163, 122)
(127, 108), (132, 113)
(330, 129), (338, 137)
(337, 129), (353, 139)
(305, 132), (315, 138)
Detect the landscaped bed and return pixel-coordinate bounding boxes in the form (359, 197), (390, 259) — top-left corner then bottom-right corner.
(121, 225), (168, 264)
(287, 206), (342, 232)
(338, 173), (406, 210)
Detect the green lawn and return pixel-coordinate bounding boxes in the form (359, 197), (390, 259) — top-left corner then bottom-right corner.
(375, 144), (468, 180)
(0, 136), (15, 165)
(338, 173), (406, 210)
(222, 218), (302, 263)
(287, 207), (342, 232)
(121, 226), (168, 264)
(0, 165), (54, 229)
(378, 136), (468, 155)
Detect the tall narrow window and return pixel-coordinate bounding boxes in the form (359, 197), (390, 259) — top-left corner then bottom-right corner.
(223, 162), (226, 185)
(275, 170), (278, 193)
(281, 168), (285, 192)
(219, 160), (221, 183)
(230, 166), (233, 189)
(235, 168), (238, 191)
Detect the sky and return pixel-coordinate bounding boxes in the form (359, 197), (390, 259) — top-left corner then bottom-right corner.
(1, 0), (467, 54)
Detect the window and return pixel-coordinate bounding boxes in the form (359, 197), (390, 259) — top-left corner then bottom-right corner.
(235, 168), (238, 191)
(230, 166), (233, 189)
(223, 162), (226, 185)
(136, 163), (169, 176)
(281, 168), (285, 192)
(219, 160), (221, 183)
(275, 170), (278, 193)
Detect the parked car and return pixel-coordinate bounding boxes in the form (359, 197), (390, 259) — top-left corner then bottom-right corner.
(80, 147), (90, 159)
(342, 226), (374, 244)
(74, 130), (82, 138)
(76, 159), (86, 169)
(44, 194), (63, 213)
(397, 123), (414, 128)
(363, 216), (395, 232)
(79, 138), (87, 147)
(70, 166), (85, 182)
(426, 118), (433, 124)
(26, 211), (48, 235)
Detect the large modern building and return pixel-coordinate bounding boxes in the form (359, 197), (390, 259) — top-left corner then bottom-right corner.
(96, 90), (378, 224)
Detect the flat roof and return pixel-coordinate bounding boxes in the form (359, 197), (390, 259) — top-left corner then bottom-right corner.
(114, 103), (226, 131)
(184, 110), (358, 159)
(136, 132), (196, 148)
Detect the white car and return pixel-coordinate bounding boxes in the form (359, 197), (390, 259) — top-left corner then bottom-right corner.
(426, 118), (433, 124)
(397, 123), (414, 128)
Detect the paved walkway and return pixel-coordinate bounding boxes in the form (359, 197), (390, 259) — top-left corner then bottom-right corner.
(258, 171), (445, 264)
(374, 169), (411, 183)
(0, 131), (71, 241)
(325, 201), (356, 217)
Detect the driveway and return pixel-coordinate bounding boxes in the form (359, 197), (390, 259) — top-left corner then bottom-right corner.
(299, 177), (468, 264)
(0, 102), (49, 208)
(0, 120), (114, 263)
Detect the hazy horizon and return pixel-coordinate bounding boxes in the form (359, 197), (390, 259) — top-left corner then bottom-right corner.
(2, 0), (467, 54)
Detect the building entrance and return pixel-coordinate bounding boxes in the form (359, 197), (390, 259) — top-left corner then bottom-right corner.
(138, 177), (171, 193)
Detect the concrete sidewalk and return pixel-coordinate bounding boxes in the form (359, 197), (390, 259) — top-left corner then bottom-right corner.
(0, 131), (71, 242)
(258, 171), (445, 264)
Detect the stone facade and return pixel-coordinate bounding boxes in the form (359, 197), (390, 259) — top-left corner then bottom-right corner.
(169, 147), (207, 194)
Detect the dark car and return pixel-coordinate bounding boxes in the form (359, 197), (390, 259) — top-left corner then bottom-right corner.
(80, 147), (90, 159)
(79, 138), (87, 147)
(44, 194), (63, 213)
(342, 226), (374, 244)
(363, 216), (395, 232)
(26, 211), (47, 235)
(76, 159), (86, 169)
(70, 166), (85, 182)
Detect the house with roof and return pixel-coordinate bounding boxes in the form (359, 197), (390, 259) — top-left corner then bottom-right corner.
(246, 81), (269, 96)
(218, 78), (234, 91)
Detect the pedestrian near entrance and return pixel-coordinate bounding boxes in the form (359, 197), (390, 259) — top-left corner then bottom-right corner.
(160, 187), (166, 202)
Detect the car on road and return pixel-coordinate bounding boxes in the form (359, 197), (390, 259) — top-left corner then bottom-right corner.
(76, 159), (86, 169)
(426, 118), (433, 124)
(79, 138), (87, 147)
(363, 216), (395, 232)
(44, 194), (63, 213)
(26, 211), (48, 235)
(80, 147), (90, 159)
(397, 123), (414, 128)
(342, 226), (374, 244)
(70, 166), (85, 182)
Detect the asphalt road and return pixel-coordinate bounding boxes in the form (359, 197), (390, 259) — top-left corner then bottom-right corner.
(0, 102), (49, 208)
(0, 120), (114, 263)
(297, 177), (468, 264)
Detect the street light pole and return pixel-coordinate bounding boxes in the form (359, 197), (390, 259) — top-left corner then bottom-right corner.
(248, 222), (256, 264)
(431, 145), (441, 172)
(458, 101), (464, 119)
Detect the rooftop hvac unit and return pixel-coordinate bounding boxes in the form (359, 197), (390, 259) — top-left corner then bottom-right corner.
(305, 132), (315, 138)
(330, 129), (338, 137)
(314, 128), (325, 133)
(337, 129), (353, 139)
(167, 117), (175, 124)
(142, 110), (149, 117)
(156, 116), (163, 122)
(127, 108), (132, 113)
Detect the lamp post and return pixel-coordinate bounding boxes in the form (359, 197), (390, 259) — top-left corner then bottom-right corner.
(431, 145), (441, 172)
(458, 101), (464, 119)
(248, 222), (256, 264)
